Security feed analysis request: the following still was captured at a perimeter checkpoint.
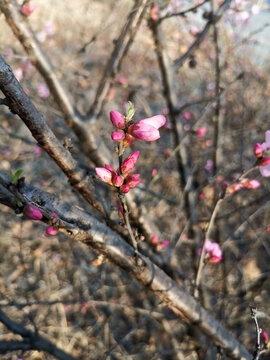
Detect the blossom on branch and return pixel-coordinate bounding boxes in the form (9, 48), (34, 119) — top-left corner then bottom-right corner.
(254, 130), (270, 177)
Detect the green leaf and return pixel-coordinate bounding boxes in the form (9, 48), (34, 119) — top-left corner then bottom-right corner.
(126, 101), (136, 121)
(9, 169), (23, 184)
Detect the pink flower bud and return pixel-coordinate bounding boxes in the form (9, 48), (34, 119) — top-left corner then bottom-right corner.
(37, 83), (50, 99)
(118, 205), (125, 222)
(105, 164), (116, 174)
(23, 204), (43, 220)
(21, 3), (37, 16)
(121, 158), (135, 175)
(254, 143), (263, 158)
(111, 130), (125, 142)
(152, 168), (157, 177)
(112, 175), (124, 187)
(241, 179), (260, 189)
(196, 127), (207, 137)
(227, 183), (243, 194)
(200, 239), (222, 263)
(95, 168), (113, 185)
(151, 235), (159, 244)
(46, 226), (59, 236)
(150, 6), (159, 20)
(125, 174), (140, 189)
(110, 111), (126, 129)
(120, 184), (130, 193)
(262, 331), (268, 345)
(128, 151), (140, 164)
(183, 111), (191, 120)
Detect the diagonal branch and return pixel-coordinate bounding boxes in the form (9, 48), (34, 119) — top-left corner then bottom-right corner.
(0, 171), (252, 360)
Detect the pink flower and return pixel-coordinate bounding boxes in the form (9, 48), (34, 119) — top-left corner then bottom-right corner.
(262, 330), (268, 345)
(110, 111), (126, 130)
(14, 68), (23, 82)
(23, 204), (43, 220)
(151, 235), (159, 244)
(21, 2), (37, 16)
(46, 226), (59, 236)
(201, 239), (222, 263)
(112, 175), (124, 187)
(150, 6), (159, 21)
(37, 82), (50, 99)
(241, 179), (260, 189)
(125, 174), (140, 189)
(205, 159), (214, 172)
(129, 115), (166, 141)
(227, 183), (244, 194)
(95, 167), (113, 185)
(151, 168), (157, 177)
(121, 151), (140, 175)
(183, 111), (191, 120)
(196, 127), (207, 137)
(120, 184), (130, 193)
(34, 145), (42, 157)
(260, 162), (270, 177)
(44, 21), (55, 36)
(111, 130), (125, 142)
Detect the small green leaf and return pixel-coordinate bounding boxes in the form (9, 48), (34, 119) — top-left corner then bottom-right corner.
(16, 200), (23, 207)
(10, 169), (23, 184)
(126, 101), (136, 121)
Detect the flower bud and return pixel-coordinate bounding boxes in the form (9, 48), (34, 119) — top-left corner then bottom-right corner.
(253, 143), (263, 158)
(95, 168), (113, 185)
(21, 3), (37, 16)
(46, 226), (59, 236)
(23, 204), (43, 220)
(111, 130), (125, 142)
(121, 158), (135, 175)
(241, 179), (260, 189)
(110, 111), (126, 129)
(125, 174), (140, 189)
(112, 175), (124, 187)
(118, 205), (125, 222)
(196, 127), (207, 137)
(120, 184), (130, 193)
(127, 151), (140, 164)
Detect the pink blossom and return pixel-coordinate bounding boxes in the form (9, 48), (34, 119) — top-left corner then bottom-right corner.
(37, 83), (50, 99)
(23, 204), (43, 220)
(260, 163), (270, 177)
(262, 330), (268, 345)
(184, 124), (190, 131)
(110, 111), (126, 130)
(183, 111), (191, 120)
(46, 226), (59, 236)
(112, 175), (124, 187)
(129, 115), (166, 141)
(14, 68), (23, 82)
(34, 145), (42, 157)
(125, 174), (140, 189)
(44, 21), (55, 36)
(205, 159), (214, 172)
(255, 130), (270, 177)
(189, 26), (200, 36)
(150, 6), (159, 20)
(21, 2), (37, 16)
(227, 183), (243, 194)
(121, 151), (140, 175)
(151, 168), (157, 177)
(111, 130), (125, 142)
(196, 127), (207, 137)
(118, 76), (128, 86)
(120, 184), (130, 193)
(95, 168), (113, 185)
(151, 235), (159, 244)
(201, 239), (222, 264)
(241, 179), (260, 189)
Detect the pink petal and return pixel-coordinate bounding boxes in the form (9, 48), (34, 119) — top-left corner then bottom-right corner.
(139, 115), (166, 129)
(260, 164), (270, 177)
(130, 123), (160, 141)
(95, 168), (113, 184)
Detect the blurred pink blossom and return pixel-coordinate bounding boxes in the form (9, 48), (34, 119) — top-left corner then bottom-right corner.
(34, 145), (42, 157)
(23, 204), (43, 220)
(205, 159), (214, 172)
(183, 111), (191, 120)
(37, 82), (50, 99)
(200, 239), (222, 264)
(196, 127), (207, 137)
(21, 3), (37, 16)
(46, 226), (59, 236)
(14, 68), (23, 82)
(151, 168), (157, 177)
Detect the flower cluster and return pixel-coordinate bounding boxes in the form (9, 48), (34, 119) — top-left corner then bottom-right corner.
(227, 178), (260, 194)
(23, 204), (59, 236)
(254, 130), (270, 177)
(96, 151), (141, 194)
(21, 2), (37, 16)
(199, 239), (223, 264)
(110, 109), (166, 146)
